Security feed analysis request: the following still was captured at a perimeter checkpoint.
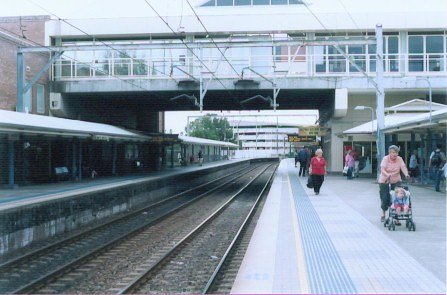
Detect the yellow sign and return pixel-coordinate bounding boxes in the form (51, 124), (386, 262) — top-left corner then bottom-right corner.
(299, 127), (327, 136)
(287, 134), (316, 143)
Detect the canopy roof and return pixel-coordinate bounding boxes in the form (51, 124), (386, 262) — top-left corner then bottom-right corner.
(0, 110), (148, 141)
(344, 109), (447, 134)
(179, 135), (238, 148)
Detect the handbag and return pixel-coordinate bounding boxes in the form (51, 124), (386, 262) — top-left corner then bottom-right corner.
(306, 175), (314, 188)
(342, 165), (349, 176)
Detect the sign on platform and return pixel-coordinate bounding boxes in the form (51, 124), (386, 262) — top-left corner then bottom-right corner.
(299, 127), (327, 136)
(287, 134), (316, 143)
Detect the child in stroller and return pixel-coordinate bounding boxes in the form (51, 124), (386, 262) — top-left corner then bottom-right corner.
(384, 186), (416, 231)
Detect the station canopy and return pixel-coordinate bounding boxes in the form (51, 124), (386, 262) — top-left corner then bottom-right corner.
(344, 99), (447, 134)
(179, 135), (238, 148)
(0, 110), (149, 142)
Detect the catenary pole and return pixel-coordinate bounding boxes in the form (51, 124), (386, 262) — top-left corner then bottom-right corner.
(376, 24), (385, 177)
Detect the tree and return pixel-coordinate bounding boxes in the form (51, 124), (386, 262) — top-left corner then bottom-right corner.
(187, 115), (234, 142)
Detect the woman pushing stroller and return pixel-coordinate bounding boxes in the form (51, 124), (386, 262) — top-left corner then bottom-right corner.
(378, 145), (410, 222)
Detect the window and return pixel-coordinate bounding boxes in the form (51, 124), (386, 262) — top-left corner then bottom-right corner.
(409, 36), (423, 72)
(271, 0), (288, 4)
(253, 0), (269, 4)
(235, 0), (251, 4)
(426, 36), (443, 71)
(217, 0), (233, 5)
(37, 84), (45, 113)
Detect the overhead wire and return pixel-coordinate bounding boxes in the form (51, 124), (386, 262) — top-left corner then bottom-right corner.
(142, 0), (243, 109)
(185, 0), (242, 79)
(25, 0), (178, 87)
(301, 0), (379, 89)
(0, 24), (148, 94)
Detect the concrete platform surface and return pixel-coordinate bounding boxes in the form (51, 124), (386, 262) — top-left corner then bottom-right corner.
(232, 158), (446, 294)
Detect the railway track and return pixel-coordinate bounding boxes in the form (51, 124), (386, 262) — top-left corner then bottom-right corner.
(115, 163), (277, 294)
(0, 164), (263, 294)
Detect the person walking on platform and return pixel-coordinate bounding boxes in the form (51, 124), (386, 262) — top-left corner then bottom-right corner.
(345, 150), (355, 180)
(198, 149), (203, 166)
(309, 148), (326, 195)
(429, 144), (445, 192)
(297, 147), (308, 176)
(378, 145), (410, 222)
(305, 146), (312, 176)
(408, 150), (419, 183)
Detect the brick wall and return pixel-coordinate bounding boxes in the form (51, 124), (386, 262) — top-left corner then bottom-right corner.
(0, 15), (50, 113)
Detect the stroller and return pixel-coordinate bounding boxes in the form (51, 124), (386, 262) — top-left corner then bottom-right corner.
(384, 185), (416, 231)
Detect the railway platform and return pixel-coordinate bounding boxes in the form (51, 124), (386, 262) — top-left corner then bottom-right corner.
(232, 158), (446, 294)
(0, 159), (245, 209)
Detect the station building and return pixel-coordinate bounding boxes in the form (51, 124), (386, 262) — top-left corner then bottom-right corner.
(2, 0), (447, 181)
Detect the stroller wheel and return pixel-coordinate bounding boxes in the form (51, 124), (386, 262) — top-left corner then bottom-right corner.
(411, 222), (416, 231)
(407, 221), (412, 231)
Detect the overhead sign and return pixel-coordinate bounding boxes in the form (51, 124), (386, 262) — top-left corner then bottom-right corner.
(287, 134), (316, 143)
(299, 127), (327, 136)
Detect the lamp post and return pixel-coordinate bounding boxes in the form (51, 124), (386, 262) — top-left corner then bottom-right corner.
(401, 76), (432, 123)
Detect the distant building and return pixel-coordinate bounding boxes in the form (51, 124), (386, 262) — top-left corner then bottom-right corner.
(230, 120), (301, 157)
(0, 15), (50, 113)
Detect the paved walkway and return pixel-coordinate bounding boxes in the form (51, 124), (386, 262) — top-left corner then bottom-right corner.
(232, 158), (446, 294)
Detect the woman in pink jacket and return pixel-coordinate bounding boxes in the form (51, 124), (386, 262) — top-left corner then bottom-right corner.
(378, 145), (410, 222)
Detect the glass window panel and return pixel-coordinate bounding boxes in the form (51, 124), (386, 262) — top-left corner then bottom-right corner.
(217, 0), (233, 5)
(94, 60), (109, 76)
(133, 59), (148, 76)
(253, 0), (269, 4)
(409, 36), (423, 53)
(114, 58), (130, 76)
(201, 0), (216, 6)
(250, 47), (271, 74)
(76, 63), (91, 77)
(428, 55), (442, 71)
(272, 0), (287, 4)
(388, 55), (399, 72)
(235, 0), (251, 4)
(61, 59), (73, 77)
(329, 56), (346, 72)
(348, 44), (365, 54)
(408, 55), (424, 71)
(314, 46), (326, 73)
(289, 0), (302, 3)
(426, 36), (443, 53)
(387, 37), (398, 54)
(37, 84), (44, 113)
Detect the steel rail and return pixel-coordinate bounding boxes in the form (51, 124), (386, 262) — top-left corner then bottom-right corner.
(4, 165), (256, 294)
(202, 163), (278, 293)
(117, 163), (274, 294)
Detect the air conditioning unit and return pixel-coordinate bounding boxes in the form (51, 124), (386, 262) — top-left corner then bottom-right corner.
(49, 92), (67, 117)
